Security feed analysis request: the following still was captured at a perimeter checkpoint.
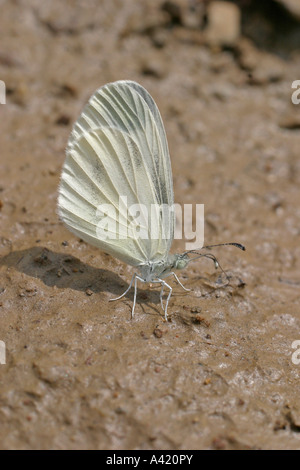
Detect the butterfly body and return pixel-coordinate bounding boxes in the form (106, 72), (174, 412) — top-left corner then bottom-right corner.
(58, 80), (245, 319)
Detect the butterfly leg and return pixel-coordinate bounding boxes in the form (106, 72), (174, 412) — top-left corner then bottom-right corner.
(145, 279), (171, 319)
(109, 273), (136, 302)
(160, 283), (165, 310)
(171, 272), (191, 292)
(131, 274), (138, 318)
(157, 279), (172, 320)
(132, 275), (147, 318)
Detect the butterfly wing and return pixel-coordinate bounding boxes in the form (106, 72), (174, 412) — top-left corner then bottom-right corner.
(58, 80), (174, 267)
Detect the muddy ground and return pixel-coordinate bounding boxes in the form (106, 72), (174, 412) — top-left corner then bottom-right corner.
(0, 0), (300, 450)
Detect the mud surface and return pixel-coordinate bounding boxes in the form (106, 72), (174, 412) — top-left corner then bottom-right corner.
(0, 0), (300, 450)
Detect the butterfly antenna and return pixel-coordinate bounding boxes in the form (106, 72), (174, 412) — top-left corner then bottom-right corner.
(186, 252), (230, 282)
(182, 242), (245, 283)
(183, 242), (245, 256)
(200, 242), (245, 252)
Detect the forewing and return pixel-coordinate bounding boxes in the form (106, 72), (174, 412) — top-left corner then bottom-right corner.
(58, 80), (174, 266)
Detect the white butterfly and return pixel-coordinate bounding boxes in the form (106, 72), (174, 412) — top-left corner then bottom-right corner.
(58, 80), (244, 319)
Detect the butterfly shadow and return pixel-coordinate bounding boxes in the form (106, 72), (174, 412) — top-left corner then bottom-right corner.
(0, 246), (129, 295)
(0, 246), (165, 311)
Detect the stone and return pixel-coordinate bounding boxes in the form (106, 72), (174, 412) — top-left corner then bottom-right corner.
(276, 0), (300, 21)
(205, 1), (241, 47)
